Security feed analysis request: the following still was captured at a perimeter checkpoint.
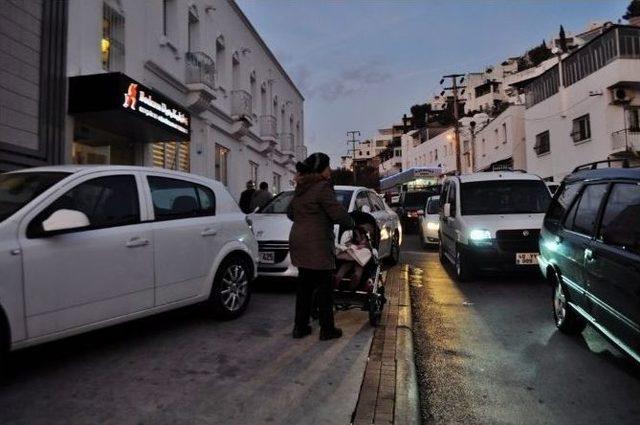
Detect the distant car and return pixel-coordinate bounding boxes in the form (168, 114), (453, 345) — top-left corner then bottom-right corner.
(539, 161), (640, 364)
(419, 195), (440, 248)
(439, 171), (552, 281)
(0, 165), (258, 369)
(398, 188), (439, 232)
(251, 185), (402, 278)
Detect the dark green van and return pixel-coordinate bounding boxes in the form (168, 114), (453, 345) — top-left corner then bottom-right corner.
(539, 160), (640, 364)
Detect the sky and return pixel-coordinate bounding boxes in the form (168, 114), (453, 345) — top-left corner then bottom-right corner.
(236, 0), (630, 166)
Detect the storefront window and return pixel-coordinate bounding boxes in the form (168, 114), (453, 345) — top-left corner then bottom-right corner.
(152, 142), (190, 172)
(215, 144), (230, 186)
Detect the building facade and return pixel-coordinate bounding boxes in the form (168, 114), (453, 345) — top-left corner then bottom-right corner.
(524, 25), (640, 182)
(0, 1), (68, 171)
(65, 0), (304, 198)
(401, 127), (457, 174)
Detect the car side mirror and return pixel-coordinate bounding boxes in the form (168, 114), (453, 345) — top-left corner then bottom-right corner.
(443, 203), (451, 218)
(42, 209), (90, 233)
(360, 204), (371, 214)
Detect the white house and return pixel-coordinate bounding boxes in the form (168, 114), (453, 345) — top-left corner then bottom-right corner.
(524, 25), (640, 182)
(66, 0), (305, 199)
(401, 128), (457, 174)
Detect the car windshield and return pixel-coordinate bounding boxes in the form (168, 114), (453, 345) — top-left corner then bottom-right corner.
(426, 197), (440, 214)
(0, 172), (70, 223)
(404, 192), (429, 208)
(461, 180), (551, 215)
(258, 189), (352, 213)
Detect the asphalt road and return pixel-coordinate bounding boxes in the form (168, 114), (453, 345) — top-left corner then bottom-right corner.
(0, 281), (374, 425)
(404, 235), (640, 425)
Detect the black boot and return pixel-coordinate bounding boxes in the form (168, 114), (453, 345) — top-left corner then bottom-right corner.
(319, 327), (342, 341)
(292, 325), (312, 339)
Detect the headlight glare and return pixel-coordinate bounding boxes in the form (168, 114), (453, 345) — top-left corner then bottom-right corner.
(469, 229), (491, 241)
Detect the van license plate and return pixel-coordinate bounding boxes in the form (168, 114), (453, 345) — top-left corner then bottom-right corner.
(259, 251), (275, 264)
(516, 253), (538, 265)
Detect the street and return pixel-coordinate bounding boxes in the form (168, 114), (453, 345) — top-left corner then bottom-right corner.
(404, 235), (640, 425)
(0, 282), (373, 425)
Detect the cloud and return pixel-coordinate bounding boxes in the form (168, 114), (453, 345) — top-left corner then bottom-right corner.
(295, 60), (391, 102)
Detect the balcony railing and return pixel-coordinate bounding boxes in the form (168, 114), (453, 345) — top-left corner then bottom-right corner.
(185, 51), (215, 89)
(260, 115), (277, 139)
(231, 89), (252, 118)
(612, 128), (640, 151)
(279, 133), (294, 154)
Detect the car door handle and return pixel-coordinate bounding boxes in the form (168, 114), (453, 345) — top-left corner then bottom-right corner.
(201, 227), (219, 237)
(584, 248), (594, 262)
(126, 237), (150, 248)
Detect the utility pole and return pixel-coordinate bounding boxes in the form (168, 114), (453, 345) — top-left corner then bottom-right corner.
(440, 74), (466, 174)
(347, 130), (360, 185)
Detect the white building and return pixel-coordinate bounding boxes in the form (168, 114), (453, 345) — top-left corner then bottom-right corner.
(524, 25), (640, 182)
(66, 0), (305, 199)
(401, 128), (457, 174)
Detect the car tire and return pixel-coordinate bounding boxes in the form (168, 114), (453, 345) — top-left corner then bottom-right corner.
(552, 273), (586, 335)
(207, 255), (252, 320)
(386, 232), (400, 266)
(438, 236), (447, 265)
(454, 245), (473, 282)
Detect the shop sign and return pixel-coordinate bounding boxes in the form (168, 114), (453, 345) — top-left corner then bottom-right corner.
(122, 83), (189, 135)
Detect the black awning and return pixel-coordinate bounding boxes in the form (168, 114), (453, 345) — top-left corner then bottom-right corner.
(68, 72), (191, 142)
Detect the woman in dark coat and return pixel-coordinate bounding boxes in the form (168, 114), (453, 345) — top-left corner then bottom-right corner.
(287, 153), (354, 340)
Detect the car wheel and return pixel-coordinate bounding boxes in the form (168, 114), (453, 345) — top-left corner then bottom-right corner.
(386, 232), (400, 266)
(552, 274), (586, 335)
(208, 255), (252, 320)
(454, 246), (472, 282)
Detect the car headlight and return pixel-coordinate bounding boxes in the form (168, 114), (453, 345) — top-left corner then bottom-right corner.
(426, 221), (439, 231)
(469, 229), (492, 241)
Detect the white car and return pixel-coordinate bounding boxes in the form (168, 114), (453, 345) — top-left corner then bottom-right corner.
(419, 195), (440, 248)
(439, 171), (552, 281)
(0, 165), (258, 366)
(251, 185), (402, 278)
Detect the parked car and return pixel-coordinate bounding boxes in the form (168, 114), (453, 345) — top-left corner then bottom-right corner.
(419, 195), (440, 248)
(0, 165), (258, 369)
(539, 160), (640, 364)
(546, 182), (560, 195)
(398, 187), (439, 233)
(251, 185), (402, 278)
(439, 171), (551, 281)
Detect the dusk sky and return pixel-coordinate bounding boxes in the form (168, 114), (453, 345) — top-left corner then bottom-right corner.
(236, 1), (629, 166)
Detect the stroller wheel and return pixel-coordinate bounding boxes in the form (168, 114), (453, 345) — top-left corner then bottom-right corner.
(368, 293), (383, 326)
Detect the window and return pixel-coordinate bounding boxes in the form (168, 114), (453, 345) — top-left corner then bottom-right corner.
(564, 184), (608, 236)
(535, 131), (550, 155)
(599, 183), (640, 254)
(260, 190), (294, 214)
(102, 2), (125, 72)
(215, 145), (230, 186)
(627, 107), (640, 132)
(434, 149), (438, 160)
(494, 128), (499, 147)
(481, 139), (486, 156)
(525, 66), (559, 108)
(571, 115), (591, 143)
(502, 123), (507, 144)
(367, 192), (385, 211)
(249, 161), (258, 185)
(461, 180), (550, 215)
(215, 36), (226, 88)
(0, 172), (70, 223)
(545, 181), (583, 223)
(187, 6), (199, 52)
(152, 142), (190, 172)
(162, 0), (176, 38)
(447, 182), (456, 217)
(148, 176), (215, 220)
(272, 173), (281, 194)
(31, 175), (139, 235)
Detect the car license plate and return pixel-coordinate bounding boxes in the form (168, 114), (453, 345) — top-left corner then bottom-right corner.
(516, 253), (538, 265)
(259, 251), (275, 264)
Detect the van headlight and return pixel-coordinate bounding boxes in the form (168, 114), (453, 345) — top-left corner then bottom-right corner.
(426, 221), (439, 231)
(469, 229), (492, 243)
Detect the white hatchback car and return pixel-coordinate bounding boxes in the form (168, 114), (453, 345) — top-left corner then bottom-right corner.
(251, 185), (402, 278)
(0, 165), (258, 366)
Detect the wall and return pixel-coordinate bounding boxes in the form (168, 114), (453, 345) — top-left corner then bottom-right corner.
(472, 105), (526, 171)
(402, 128), (456, 174)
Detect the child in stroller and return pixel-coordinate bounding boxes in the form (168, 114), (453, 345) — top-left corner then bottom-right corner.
(334, 223), (375, 292)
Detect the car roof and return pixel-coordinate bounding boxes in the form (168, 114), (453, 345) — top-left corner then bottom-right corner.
(6, 165), (224, 187)
(452, 171), (543, 183)
(334, 185), (369, 191)
(564, 167), (640, 184)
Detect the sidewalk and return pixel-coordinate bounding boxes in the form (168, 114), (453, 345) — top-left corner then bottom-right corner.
(352, 265), (420, 425)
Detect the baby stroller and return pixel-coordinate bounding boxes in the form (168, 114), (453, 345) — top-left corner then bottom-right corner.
(329, 211), (387, 326)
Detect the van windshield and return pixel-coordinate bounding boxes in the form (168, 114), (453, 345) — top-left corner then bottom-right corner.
(460, 180), (551, 215)
(0, 172), (70, 223)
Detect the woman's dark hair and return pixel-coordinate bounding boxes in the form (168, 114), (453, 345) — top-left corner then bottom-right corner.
(296, 152), (330, 175)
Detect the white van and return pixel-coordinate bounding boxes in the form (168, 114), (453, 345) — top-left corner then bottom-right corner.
(439, 171), (552, 281)
(0, 166), (258, 368)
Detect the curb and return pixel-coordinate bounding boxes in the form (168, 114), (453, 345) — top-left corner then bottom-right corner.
(395, 269), (420, 425)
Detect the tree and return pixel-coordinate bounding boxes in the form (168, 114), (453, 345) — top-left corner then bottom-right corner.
(528, 40), (553, 67)
(559, 25), (568, 52)
(331, 168), (354, 186)
(623, 0), (640, 19)
(410, 103), (429, 129)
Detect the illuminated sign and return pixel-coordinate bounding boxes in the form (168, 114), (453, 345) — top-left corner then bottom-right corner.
(69, 72), (191, 141)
